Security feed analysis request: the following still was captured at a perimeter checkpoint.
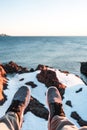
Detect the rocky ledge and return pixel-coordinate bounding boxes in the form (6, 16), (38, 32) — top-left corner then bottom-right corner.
(0, 61), (87, 127)
(0, 65), (7, 104)
(80, 62), (87, 76)
(2, 61), (30, 74)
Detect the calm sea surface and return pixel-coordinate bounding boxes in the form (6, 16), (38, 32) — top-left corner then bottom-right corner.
(0, 36), (87, 75)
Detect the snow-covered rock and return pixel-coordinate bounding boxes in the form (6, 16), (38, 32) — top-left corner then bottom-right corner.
(0, 63), (87, 129)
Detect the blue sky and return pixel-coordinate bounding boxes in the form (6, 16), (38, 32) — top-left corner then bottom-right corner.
(0, 0), (87, 36)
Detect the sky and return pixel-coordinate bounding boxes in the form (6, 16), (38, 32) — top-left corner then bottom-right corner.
(0, 0), (87, 36)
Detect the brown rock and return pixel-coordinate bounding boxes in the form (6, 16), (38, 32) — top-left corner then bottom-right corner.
(76, 88), (82, 93)
(59, 69), (69, 75)
(2, 61), (29, 74)
(36, 65), (66, 98)
(0, 66), (7, 104)
(80, 62), (87, 76)
(71, 111), (87, 127)
(25, 81), (37, 88)
(66, 100), (72, 107)
(19, 78), (24, 81)
(36, 64), (49, 71)
(25, 96), (49, 120)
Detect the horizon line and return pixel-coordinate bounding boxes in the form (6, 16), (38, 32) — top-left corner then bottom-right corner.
(1, 33), (87, 37)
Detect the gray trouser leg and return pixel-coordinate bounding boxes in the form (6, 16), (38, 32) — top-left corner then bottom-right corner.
(0, 112), (20, 130)
(48, 115), (87, 130)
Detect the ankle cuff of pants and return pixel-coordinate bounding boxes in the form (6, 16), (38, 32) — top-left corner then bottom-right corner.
(49, 115), (77, 130)
(0, 112), (20, 130)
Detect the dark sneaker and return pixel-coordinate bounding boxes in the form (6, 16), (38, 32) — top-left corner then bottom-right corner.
(6, 86), (30, 127)
(47, 86), (65, 121)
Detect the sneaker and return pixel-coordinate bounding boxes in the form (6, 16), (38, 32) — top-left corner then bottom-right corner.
(6, 86), (30, 127)
(47, 86), (65, 121)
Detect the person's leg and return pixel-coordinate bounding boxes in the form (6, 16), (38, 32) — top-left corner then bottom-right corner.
(0, 86), (30, 130)
(0, 112), (20, 130)
(79, 126), (87, 130)
(47, 86), (78, 130)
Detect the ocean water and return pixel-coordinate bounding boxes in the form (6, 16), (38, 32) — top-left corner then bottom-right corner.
(0, 36), (87, 75)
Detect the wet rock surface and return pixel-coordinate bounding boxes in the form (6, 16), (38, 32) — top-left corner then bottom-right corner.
(80, 62), (87, 76)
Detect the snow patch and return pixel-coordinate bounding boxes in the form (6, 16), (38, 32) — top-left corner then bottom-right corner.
(0, 68), (87, 129)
